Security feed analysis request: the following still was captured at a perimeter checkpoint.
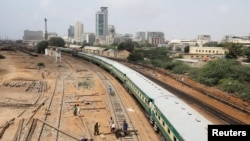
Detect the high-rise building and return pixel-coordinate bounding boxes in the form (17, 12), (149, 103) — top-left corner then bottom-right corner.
(83, 33), (96, 45)
(96, 7), (108, 40)
(146, 32), (165, 46)
(74, 21), (84, 43)
(68, 25), (74, 38)
(135, 32), (146, 42)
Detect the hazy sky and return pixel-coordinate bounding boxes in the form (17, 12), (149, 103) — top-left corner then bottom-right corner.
(1, 0), (250, 41)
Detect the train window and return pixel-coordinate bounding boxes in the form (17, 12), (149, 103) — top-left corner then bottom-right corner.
(158, 115), (160, 120)
(167, 128), (170, 134)
(162, 122), (165, 126)
(174, 136), (177, 141)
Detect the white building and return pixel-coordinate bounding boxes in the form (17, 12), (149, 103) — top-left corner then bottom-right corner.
(168, 39), (196, 51)
(48, 32), (58, 39)
(223, 35), (250, 44)
(184, 46), (228, 60)
(74, 21), (84, 43)
(197, 35), (211, 46)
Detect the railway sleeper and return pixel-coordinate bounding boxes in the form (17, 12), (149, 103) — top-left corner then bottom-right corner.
(114, 129), (138, 138)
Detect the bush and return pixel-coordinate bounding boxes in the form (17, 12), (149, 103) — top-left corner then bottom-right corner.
(37, 62), (45, 70)
(164, 62), (181, 70)
(218, 78), (244, 93)
(171, 63), (190, 74)
(239, 91), (250, 100)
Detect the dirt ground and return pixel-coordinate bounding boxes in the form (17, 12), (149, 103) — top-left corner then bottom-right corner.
(0, 50), (160, 141)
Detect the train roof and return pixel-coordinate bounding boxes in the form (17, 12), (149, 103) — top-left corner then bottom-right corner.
(126, 72), (171, 99)
(94, 54), (137, 74)
(154, 96), (212, 141)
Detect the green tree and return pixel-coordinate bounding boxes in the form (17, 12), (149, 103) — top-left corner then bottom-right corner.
(133, 41), (139, 48)
(184, 46), (189, 53)
(127, 52), (144, 62)
(242, 47), (250, 62)
(48, 37), (65, 47)
(117, 42), (126, 50)
(117, 39), (134, 52)
(36, 40), (48, 53)
(220, 42), (243, 59)
(82, 40), (90, 48)
(165, 62), (180, 70)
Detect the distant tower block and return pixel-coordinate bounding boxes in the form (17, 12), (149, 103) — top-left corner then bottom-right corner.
(44, 18), (48, 40)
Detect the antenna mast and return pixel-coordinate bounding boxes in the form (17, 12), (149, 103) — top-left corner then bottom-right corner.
(44, 18), (48, 40)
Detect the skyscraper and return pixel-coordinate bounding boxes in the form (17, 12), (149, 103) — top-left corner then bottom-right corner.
(74, 21), (84, 43)
(68, 25), (74, 38)
(96, 7), (108, 40)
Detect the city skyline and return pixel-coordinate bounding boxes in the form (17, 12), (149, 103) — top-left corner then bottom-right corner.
(1, 0), (250, 41)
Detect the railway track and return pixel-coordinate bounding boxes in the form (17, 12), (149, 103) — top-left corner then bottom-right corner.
(22, 63), (79, 141)
(93, 66), (140, 141)
(36, 77), (64, 140)
(144, 73), (245, 124)
(61, 53), (161, 141)
(121, 62), (249, 125)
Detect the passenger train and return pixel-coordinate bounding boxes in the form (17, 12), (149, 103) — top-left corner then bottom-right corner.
(59, 47), (213, 141)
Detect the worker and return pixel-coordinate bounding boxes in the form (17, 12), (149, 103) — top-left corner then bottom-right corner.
(181, 76), (184, 86)
(94, 121), (100, 135)
(111, 123), (116, 133)
(108, 85), (112, 94)
(43, 103), (50, 115)
(109, 117), (116, 132)
(122, 120), (128, 135)
(42, 72), (45, 79)
(73, 104), (77, 116)
(77, 104), (80, 116)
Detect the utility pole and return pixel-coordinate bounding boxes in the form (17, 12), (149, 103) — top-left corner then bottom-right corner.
(44, 18), (48, 40)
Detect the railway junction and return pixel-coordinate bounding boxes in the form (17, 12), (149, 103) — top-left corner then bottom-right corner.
(0, 50), (160, 141)
(0, 48), (249, 141)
